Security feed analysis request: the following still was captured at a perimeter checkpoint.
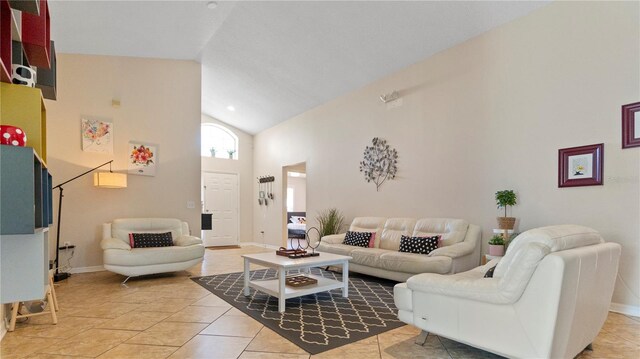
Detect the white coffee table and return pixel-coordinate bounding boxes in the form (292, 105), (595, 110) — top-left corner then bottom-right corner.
(241, 252), (352, 313)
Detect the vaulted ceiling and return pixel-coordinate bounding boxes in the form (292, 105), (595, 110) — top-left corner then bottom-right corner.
(49, 1), (549, 134)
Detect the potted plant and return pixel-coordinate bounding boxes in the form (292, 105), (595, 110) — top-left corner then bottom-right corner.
(488, 235), (505, 256)
(316, 208), (345, 238)
(209, 147), (216, 157)
(495, 189), (517, 230)
(227, 149), (236, 159)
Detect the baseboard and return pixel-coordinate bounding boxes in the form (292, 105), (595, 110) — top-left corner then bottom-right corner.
(610, 302), (640, 317)
(239, 242), (279, 250)
(68, 265), (105, 274)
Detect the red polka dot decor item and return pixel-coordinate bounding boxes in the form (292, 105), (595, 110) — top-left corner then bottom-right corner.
(0, 125), (27, 147)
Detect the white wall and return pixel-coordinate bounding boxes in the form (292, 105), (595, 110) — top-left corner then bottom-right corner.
(46, 54), (202, 270)
(201, 114), (254, 243)
(287, 176), (307, 212)
(253, 2), (639, 311)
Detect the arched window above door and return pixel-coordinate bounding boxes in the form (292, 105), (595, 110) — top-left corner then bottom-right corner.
(201, 123), (238, 160)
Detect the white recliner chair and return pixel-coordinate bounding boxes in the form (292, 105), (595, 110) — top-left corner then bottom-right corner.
(101, 218), (205, 281)
(394, 225), (621, 359)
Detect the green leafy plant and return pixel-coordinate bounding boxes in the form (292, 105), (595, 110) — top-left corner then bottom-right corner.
(488, 235), (505, 246)
(227, 149), (236, 158)
(209, 147), (216, 156)
(316, 208), (345, 237)
(495, 190), (517, 217)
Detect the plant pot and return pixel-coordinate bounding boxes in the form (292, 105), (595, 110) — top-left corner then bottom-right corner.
(497, 217), (516, 230)
(488, 244), (504, 256)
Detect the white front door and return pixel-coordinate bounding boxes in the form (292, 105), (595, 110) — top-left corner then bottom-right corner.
(203, 172), (239, 246)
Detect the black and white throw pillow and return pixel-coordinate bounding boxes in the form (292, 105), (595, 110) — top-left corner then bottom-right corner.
(343, 231), (373, 247)
(129, 232), (173, 248)
(484, 265), (497, 278)
(398, 235), (440, 255)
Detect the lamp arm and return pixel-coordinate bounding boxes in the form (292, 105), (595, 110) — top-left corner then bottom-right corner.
(53, 160), (114, 189)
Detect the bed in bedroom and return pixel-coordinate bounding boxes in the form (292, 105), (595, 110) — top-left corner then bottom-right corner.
(287, 211), (307, 239)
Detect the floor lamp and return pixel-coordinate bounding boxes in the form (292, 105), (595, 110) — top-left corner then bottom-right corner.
(52, 160), (127, 282)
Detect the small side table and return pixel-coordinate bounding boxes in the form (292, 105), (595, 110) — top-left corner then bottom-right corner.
(482, 254), (503, 265)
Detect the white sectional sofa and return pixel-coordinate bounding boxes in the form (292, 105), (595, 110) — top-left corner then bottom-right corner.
(317, 217), (481, 281)
(101, 218), (205, 279)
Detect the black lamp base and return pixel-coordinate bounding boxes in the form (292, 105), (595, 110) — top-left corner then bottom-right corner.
(53, 272), (70, 282)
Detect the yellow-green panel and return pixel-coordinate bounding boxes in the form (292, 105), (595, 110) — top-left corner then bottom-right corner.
(0, 83), (46, 160)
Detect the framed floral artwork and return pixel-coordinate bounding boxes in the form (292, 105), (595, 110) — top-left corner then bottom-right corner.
(622, 101), (640, 149)
(558, 143), (603, 188)
(81, 118), (113, 153)
(128, 141), (157, 176)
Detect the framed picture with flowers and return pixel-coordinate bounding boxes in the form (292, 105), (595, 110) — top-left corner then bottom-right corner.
(128, 141), (157, 176)
(558, 143), (603, 188)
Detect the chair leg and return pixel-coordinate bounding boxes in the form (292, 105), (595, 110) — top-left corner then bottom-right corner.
(8, 302), (19, 332)
(121, 276), (132, 286)
(415, 330), (429, 345)
(46, 287), (58, 325)
(49, 276), (59, 312)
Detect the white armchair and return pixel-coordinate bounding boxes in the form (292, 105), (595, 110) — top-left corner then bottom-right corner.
(101, 218), (205, 280)
(394, 225), (621, 359)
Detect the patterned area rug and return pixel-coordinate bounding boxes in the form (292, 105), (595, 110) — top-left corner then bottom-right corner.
(192, 268), (405, 355)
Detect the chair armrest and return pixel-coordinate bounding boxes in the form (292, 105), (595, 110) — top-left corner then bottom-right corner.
(175, 235), (203, 246)
(406, 269), (505, 304)
(428, 240), (475, 258)
(101, 237), (131, 250)
(321, 233), (346, 245)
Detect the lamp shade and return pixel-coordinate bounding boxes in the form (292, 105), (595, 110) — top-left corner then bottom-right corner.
(93, 172), (127, 188)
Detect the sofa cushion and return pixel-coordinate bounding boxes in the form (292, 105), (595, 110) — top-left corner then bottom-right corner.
(103, 245), (204, 267)
(399, 235), (440, 255)
(316, 243), (358, 256)
(349, 217), (386, 248)
(379, 218), (417, 251)
(413, 218), (469, 247)
(349, 248), (390, 268)
(129, 232), (173, 248)
(343, 231), (373, 247)
(378, 251), (452, 274)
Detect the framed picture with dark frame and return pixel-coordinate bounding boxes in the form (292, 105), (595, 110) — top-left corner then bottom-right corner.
(622, 101), (640, 149)
(558, 143), (603, 188)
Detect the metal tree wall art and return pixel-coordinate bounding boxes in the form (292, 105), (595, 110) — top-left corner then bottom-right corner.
(359, 137), (398, 192)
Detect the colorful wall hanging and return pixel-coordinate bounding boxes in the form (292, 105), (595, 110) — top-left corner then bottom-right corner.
(81, 118), (113, 153)
(128, 141), (157, 176)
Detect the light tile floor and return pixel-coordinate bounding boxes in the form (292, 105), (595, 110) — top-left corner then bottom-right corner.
(1, 246), (638, 359)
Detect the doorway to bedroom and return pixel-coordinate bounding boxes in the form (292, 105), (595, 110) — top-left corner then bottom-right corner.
(283, 162), (306, 249)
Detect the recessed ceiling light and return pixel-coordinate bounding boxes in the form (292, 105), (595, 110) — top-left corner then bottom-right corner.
(227, 105), (235, 112)
(207, 1), (218, 10)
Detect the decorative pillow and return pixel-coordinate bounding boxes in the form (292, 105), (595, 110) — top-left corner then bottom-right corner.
(343, 231), (373, 247)
(398, 235), (440, 255)
(368, 233), (376, 248)
(129, 232), (173, 248)
(290, 216), (306, 224)
(484, 265), (497, 278)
